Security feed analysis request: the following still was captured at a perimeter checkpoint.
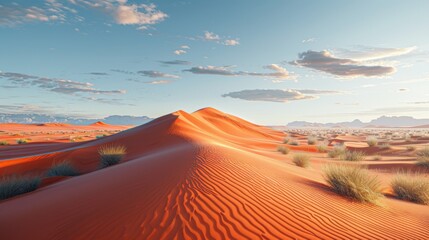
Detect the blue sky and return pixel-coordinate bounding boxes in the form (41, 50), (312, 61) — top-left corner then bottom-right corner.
(1, 0), (429, 124)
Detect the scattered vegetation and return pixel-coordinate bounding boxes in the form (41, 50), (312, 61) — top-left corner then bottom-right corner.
(323, 164), (384, 205)
(391, 173), (429, 205)
(340, 150), (366, 162)
(0, 141), (8, 146)
(316, 143), (328, 153)
(277, 146), (290, 155)
(292, 153), (311, 168)
(416, 147), (429, 170)
(289, 139), (299, 146)
(0, 175), (41, 200)
(307, 136), (317, 145)
(366, 136), (378, 147)
(98, 145), (127, 168)
(327, 145), (346, 158)
(373, 155), (382, 161)
(416, 158), (429, 170)
(46, 161), (80, 177)
(16, 139), (28, 144)
(96, 134), (108, 139)
(283, 137), (290, 144)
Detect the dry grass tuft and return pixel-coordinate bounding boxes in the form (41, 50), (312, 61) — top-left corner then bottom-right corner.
(0, 175), (41, 200)
(98, 145), (127, 168)
(277, 146), (290, 155)
(292, 153), (311, 168)
(391, 172), (429, 205)
(323, 164), (384, 205)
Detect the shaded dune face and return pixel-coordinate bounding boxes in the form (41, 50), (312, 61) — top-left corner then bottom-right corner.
(0, 107), (428, 239)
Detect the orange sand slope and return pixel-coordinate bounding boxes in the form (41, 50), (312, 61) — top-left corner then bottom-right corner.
(0, 107), (428, 239)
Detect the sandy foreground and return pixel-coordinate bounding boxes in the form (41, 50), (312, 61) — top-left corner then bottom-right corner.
(0, 107), (428, 239)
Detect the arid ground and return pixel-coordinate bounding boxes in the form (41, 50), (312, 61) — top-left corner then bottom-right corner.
(0, 108), (428, 239)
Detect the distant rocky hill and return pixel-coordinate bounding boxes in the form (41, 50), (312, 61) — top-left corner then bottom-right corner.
(0, 113), (152, 126)
(287, 116), (429, 128)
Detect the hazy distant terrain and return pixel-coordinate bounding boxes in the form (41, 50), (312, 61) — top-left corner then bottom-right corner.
(287, 116), (429, 128)
(0, 113), (153, 126)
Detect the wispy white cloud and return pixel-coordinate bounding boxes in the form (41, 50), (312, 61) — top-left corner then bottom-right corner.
(291, 50), (396, 78)
(159, 60), (192, 65)
(302, 38), (316, 43)
(0, 0), (167, 30)
(184, 64), (294, 81)
(145, 80), (172, 84)
(0, 71), (125, 95)
(222, 89), (340, 103)
(137, 70), (179, 79)
(202, 31), (240, 46)
(334, 46), (417, 61)
(174, 49), (187, 55)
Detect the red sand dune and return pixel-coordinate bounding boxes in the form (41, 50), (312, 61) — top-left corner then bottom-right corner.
(90, 121), (109, 126)
(0, 107), (428, 239)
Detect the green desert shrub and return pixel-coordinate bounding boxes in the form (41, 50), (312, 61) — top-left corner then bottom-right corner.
(0, 175), (41, 200)
(0, 141), (8, 146)
(277, 146), (290, 155)
(340, 150), (366, 162)
(307, 136), (317, 145)
(391, 173), (429, 205)
(292, 153), (311, 168)
(316, 143), (328, 153)
(16, 139), (28, 144)
(366, 136), (378, 147)
(327, 145), (346, 158)
(323, 164), (384, 205)
(46, 161), (80, 177)
(98, 145), (127, 168)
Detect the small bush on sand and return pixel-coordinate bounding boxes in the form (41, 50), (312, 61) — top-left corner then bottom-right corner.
(391, 173), (429, 205)
(340, 150), (366, 162)
(327, 145), (346, 158)
(289, 139), (299, 146)
(293, 153), (311, 168)
(373, 155), (382, 161)
(316, 143), (328, 153)
(46, 161), (80, 177)
(98, 145), (127, 168)
(0, 141), (8, 146)
(406, 146), (416, 151)
(283, 137), (290, 144)
(323, 164), (384, 205)
(0, 176), (41, 200)
(277, 146), (290, 155)
(416, 157), (429, 170)
(366, 136), (378, 147)
(16, 139), (28, 144)
(307, 136), (317, 145)
(96, 134), (107, 139)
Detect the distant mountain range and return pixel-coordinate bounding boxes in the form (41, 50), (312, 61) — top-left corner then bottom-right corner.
(0, 113), (153, 126)
(287, 116), (429, 128)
